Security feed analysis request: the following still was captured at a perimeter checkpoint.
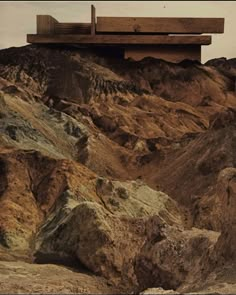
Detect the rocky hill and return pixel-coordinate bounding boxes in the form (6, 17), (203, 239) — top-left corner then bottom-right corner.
(0, 45), (236, 294)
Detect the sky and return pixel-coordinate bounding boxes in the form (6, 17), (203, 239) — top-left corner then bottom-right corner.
(0, 1), (235, 62)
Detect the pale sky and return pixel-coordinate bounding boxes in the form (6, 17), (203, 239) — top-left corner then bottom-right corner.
(0, 1), (235, 62)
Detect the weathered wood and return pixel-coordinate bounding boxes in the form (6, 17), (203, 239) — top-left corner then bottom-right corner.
(125, 45), (201, 62)
(55, 23), (91, 34)
(91, 5), (96, 35)
(37, 15), (58, 34)
(96, 17), (224, 34)
(27, 34), (212, 45)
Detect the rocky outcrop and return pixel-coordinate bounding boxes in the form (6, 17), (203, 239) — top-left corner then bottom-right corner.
(0, 148), (98, 253)
(0, 46), (236, 293)
(34, 179), (183, 289)
(206, 57), (236, 78)
(135, 216), (219, 291)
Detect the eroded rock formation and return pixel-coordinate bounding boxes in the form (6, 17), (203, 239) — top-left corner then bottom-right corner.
(0, 45), (235, 293)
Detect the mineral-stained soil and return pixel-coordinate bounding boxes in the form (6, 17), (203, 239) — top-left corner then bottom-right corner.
(0, 45), (236, 294)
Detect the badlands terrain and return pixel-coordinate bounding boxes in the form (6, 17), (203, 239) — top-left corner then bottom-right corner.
(0, 45), (236, 294)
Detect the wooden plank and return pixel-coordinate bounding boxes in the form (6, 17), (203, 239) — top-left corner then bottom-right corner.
(91, 5), (96, 35)
(55, 23), (91, 34)
(96, 17), (224, 34)
(27, 34), (212, 45)
(37, 15), (58, 34)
